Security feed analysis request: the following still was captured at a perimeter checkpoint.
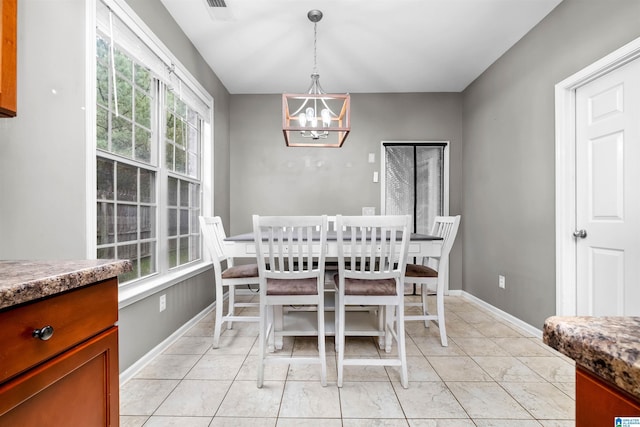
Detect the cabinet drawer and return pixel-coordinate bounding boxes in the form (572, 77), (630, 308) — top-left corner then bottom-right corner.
(0, 278), (117, 384)
(0, 327), (119, 424)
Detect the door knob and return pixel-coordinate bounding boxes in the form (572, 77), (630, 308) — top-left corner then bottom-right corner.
(573, 229), (587, 239)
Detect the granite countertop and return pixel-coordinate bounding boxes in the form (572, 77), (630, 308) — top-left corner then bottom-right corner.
(0, 260), (131, 310)
(544, 316), (640, 398)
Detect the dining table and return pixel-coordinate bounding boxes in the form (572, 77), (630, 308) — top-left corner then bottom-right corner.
(223, 230), (443, 259)
(223, 230), (444, 349)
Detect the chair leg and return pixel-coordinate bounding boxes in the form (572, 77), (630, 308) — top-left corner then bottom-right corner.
(213, 284), (224, 348)
(257, 298), (266, 388)
(337, 298), (345, 388)
(436, 279), (448, 347)
(267, 305), (276, 353)
(334, 295), (339, 353)
(227, 285), (235, 330)
(396, 303), (408, 388)
(317, 304), (327, 387)
(384, 305), (393, 353)
(274, 305), (283, 350)
(420, 283), (430, 328)
(378, 305), (389, 351)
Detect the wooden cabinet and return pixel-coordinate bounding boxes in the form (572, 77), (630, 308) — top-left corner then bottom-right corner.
(0, 278), (119, 426)
(576, 365), (640, 427)
(0, 0), (17, 117)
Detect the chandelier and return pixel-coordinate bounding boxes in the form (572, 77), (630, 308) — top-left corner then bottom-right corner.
(282, 10), (351, 148)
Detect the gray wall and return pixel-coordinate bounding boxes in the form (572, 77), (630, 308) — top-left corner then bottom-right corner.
(118, 272), (214, 369)
(230, 92), (464, 290)
(0, 0), (88, 259)
(461, 0), (640, 328)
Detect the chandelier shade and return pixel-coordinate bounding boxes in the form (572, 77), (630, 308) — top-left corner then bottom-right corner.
(282, 10), (351, 148)
(282, 89), (350, 148)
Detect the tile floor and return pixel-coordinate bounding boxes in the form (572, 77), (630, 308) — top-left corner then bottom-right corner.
(120, 294), (575, 426)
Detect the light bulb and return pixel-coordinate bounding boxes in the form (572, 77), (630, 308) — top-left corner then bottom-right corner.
(305, 107), (315, 122)
(311, 117), (318, 128)
(321, 109), (331, 127)
(298, 113), (307, 127)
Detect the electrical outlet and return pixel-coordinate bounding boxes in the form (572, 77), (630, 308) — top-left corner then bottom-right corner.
(159, 294), (167, 312)
(499, 275), (506, 289)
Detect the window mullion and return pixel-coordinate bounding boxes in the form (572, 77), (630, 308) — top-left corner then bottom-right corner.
(157, 79), (169, 275)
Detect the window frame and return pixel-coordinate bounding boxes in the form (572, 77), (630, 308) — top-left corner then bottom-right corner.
(87, 0), (214, 304)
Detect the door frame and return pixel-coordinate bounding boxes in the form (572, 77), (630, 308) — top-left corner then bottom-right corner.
(555, 36), (640, 316)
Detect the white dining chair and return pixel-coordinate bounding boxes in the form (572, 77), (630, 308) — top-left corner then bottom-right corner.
(334, 214), (412, 388)
(199, 216), (260, 348)
(253, 214), (328, 388)
(404, 215), (460, 346)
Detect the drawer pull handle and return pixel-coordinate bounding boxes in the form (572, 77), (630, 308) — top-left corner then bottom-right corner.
(32, 325), (54, 341)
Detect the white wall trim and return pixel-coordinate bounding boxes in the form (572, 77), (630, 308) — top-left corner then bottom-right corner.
(90, 0), (215, 285)
(555, 36), (640, 316)
(86, 0), (98, 259)
(202, 120), (214, 217)
(119, 302), (214, 385)
(459, 291), (542, 338)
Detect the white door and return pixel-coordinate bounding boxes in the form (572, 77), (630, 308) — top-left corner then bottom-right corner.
(575, 58), (640, 316)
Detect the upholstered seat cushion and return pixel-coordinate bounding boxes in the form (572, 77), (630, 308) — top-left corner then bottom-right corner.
(222, 263), (259, 279)
(266, 278), (318, 295)
(405, 263), (438, 278)
(333, 274), (397, 296)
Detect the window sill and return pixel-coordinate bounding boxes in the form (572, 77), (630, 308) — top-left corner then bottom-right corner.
(118, 262), (212, 309)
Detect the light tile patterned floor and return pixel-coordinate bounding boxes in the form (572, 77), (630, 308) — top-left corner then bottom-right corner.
(120, 295), (575, 426)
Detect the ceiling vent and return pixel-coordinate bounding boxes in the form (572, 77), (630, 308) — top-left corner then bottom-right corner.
(205, 0), (232, 20)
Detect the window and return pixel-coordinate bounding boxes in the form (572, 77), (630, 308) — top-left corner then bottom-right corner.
(95, 0), (210, 285)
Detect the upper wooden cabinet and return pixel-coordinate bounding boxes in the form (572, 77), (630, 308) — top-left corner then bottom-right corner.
(0, 0), (17, 117)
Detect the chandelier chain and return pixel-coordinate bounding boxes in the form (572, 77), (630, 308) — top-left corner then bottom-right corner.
(313, 22), (318, 75)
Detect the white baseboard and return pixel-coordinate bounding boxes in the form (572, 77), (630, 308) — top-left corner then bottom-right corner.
(459, 291), (542, 338)
(119, 302), (215, 385)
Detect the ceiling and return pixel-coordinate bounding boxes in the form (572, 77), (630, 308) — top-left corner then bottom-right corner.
(159, 0), (562, 94)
